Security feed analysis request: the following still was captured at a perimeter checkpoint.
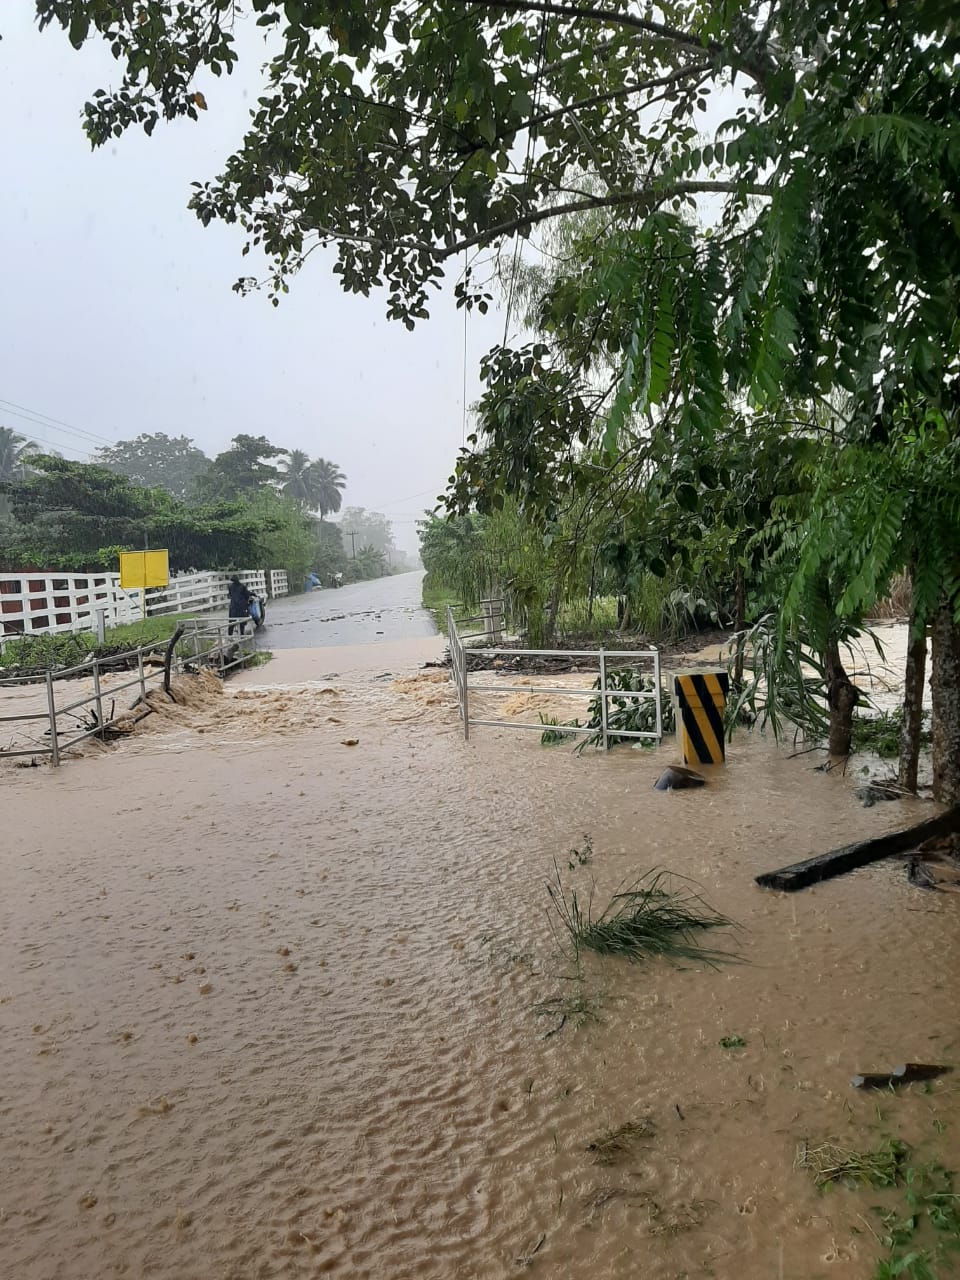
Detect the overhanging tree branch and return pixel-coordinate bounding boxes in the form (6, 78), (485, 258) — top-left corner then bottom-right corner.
(469, 0), (718, 55)
(441, 180), (771, 257)
(517, 62), (713, 138)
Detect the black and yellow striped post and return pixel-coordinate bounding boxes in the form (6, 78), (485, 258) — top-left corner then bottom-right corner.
(673, 669), (729, 766)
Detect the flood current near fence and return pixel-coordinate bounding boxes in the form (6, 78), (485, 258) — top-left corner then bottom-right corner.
(1, 585), (958, 1280)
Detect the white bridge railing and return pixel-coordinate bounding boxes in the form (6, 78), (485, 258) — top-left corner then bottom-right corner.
(0, 567), (290, 647)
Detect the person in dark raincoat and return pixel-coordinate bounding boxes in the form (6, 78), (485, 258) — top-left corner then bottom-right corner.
(227, 574), (252, 635)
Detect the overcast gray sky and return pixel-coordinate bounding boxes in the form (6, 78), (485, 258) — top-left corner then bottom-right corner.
(0, 10), (504, 554)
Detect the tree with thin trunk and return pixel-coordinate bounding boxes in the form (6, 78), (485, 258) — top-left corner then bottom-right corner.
(0, 426), (37, 485)
(279, 449), (319, 510)
(312, 458), (346, 519)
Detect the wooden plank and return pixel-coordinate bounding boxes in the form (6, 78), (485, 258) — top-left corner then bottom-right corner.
(755, 807), (960, 893)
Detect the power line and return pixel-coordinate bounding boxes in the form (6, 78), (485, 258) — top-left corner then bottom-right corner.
(0, 396), (115, 449)
(2, 425), (90, 460)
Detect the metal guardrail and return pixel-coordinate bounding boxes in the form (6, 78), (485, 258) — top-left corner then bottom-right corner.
(446, 604), (663, 747)
(0, 621), (262, 767)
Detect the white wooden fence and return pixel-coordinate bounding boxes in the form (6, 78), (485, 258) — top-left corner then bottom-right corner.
(0, 568), (290, 645)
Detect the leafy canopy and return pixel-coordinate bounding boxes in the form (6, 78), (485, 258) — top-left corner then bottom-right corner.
(94, 431), (210, 501)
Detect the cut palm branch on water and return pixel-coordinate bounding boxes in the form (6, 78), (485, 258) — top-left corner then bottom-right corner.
(547, 865), (739, 967)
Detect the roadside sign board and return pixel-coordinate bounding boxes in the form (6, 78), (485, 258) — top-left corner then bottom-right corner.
(119, 549), (170, 591)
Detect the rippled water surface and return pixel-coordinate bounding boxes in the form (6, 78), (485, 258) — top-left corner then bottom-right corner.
(2, 637), (958, 1280)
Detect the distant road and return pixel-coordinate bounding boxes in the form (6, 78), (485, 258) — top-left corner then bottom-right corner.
(260, 570), (436, 649)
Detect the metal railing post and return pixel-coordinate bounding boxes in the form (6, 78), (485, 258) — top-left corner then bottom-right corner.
(599, 649), (609, 752)
(91, 655), (105, 737)
(137, 649), (147, 701)
(653, 648), (662, 742)
(45, 670), (60, 767)
(461, 644), (469, 741)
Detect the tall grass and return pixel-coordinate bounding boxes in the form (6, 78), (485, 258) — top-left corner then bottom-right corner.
(547, 865), (739, 967)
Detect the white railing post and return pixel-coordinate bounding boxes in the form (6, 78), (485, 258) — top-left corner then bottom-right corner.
(599, 649), (609, 752)
(653, 648), (662, 742)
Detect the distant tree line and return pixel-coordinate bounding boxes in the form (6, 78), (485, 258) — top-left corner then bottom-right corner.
(0, 426), (404, 589)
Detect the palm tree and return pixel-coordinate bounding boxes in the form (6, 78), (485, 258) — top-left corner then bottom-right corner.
(279, 449), (315, 509)
(354, 544), (387, 579)
(0, 426), (38, 485)
(313, 457), (346, 518)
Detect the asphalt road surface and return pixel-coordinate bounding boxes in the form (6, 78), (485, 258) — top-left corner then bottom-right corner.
(260, 570), (436, 649)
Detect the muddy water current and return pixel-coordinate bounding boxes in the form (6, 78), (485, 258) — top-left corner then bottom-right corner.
(2, 639), (958, 1280)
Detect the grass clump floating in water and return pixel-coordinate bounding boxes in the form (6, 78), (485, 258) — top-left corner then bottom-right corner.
(547, 864), (738, 967)
(586, 1117), (655, 1166)
(796, 1138), (907, 1189)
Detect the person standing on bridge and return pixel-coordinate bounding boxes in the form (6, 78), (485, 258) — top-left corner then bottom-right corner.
(227, 574), (253, 635)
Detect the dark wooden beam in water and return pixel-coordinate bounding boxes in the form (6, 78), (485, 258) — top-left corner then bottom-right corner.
(755, 807), (960, 893)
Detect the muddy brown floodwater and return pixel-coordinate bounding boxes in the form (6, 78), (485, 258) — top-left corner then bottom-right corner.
(2, 636), (958, 1280)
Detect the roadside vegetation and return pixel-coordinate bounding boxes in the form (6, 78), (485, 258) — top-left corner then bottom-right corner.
(0, 430), (409, 593)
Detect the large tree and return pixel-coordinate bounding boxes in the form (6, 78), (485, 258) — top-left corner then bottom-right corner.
(279, 449), (319, 509)
(195, 433), (287, 502)
(278, 451), (347, 515)
(313, 457), (346, 519)
(1, 454), (285, 570)
(335, 507), (396, 559)
(94, 431), (210, 500)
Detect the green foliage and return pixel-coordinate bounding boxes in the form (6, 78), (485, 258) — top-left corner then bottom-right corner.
(312, 519), (348, 582)
(0, 454), (318, 584)
(279, 451), (345, 515)
(798, 1138), (908, 1190)
(421, 572), (461, 634)
(547, 866), (738, 968)
(418, 513), (492, 609)
(574, 669), (675, 753)
(853, 707), (933, 760)
(350, 544), (387, 581)
(336, 508), (396, 559)
(800, 1139), (960, 1280)
(194, 434), (286, 502)
(94, 432), (210, 500)
(0, 425), (39, 486)
(247, 490), (318, 589)
(0, 614), (193, 672)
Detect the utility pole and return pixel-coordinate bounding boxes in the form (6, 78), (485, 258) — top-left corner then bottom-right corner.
(346, 530), (358, 559)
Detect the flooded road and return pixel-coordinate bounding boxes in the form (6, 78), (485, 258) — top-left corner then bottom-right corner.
(2, 624), (959, 1280)
(263, 570), (435, 649)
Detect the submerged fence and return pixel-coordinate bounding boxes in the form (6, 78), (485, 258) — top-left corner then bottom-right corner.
(446, 604), (663, 747)
(0, 567), (289, 648)
(0, 619), (262, 767)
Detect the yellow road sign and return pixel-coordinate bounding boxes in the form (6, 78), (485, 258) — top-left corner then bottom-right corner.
(119, 549), (169, 590)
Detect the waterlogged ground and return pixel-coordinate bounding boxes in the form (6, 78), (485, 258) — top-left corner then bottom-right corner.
(2, 632), (959, 1280)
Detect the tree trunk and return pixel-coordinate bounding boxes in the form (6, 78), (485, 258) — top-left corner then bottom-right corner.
(733, 562), (746, 690)
(931, 604), (960, 805)
(898, 579), (927, 793)
(545, 575), (562, 644)
(824, 637), (857, 757)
